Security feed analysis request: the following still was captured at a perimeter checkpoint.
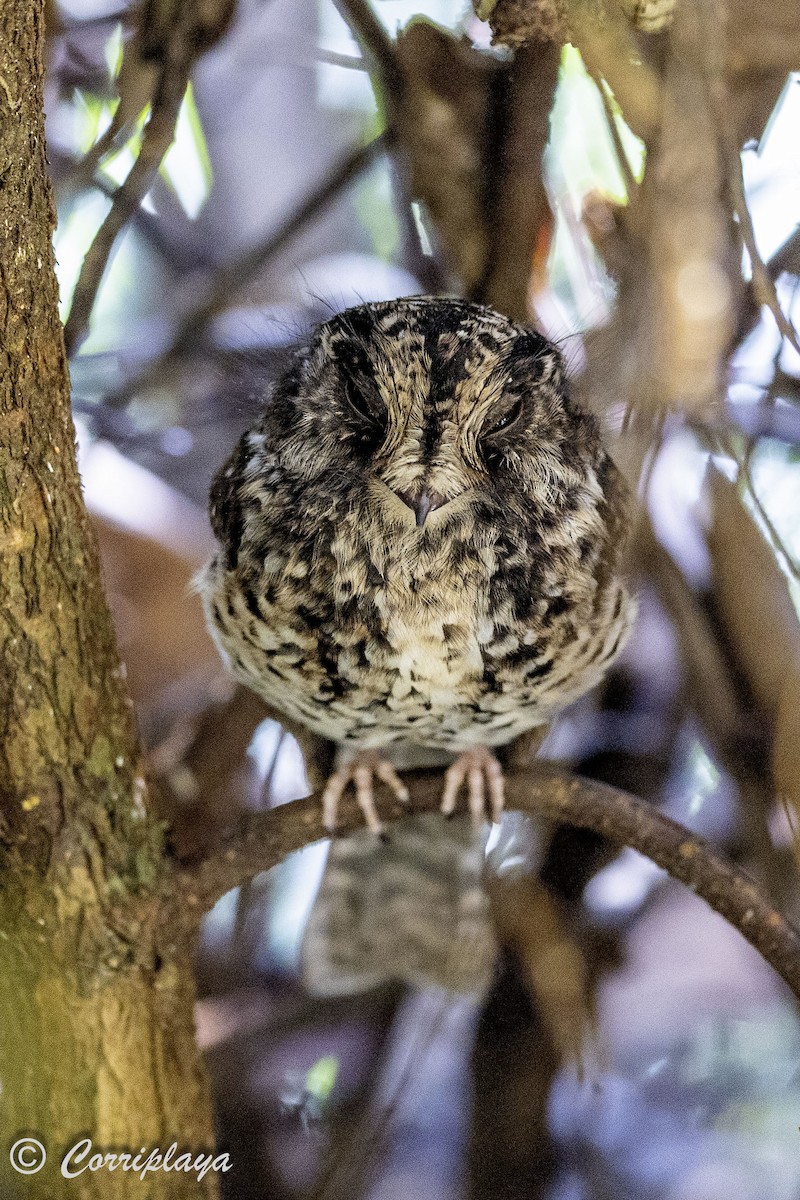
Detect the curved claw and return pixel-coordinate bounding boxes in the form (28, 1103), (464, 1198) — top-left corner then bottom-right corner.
(322, 751), (410, 836)
(440, 747), (505, 826)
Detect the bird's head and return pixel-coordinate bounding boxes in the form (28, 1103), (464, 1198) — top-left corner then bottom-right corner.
(264, 297), (610, 552)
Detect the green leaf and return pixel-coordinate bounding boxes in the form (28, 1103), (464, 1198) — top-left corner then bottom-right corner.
(159, 83), (213, 219)
(103, 22), (125, 80)
(304, 1055), (339, 1101)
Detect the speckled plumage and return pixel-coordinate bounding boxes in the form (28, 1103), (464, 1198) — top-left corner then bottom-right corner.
(200, 297), (635, 784)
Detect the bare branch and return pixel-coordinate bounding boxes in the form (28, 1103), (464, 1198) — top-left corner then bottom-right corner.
(331, 0), (405, 97)
(104, 133), (390, 405)
(719, 119), (800, 357)
(587, 65), (637, 202)
(62, 0), (239, 355)
(700, 0), (800, 359)
(63, 43), (192, 353)
(703, 424), (800, 580)
(479, 41), (561, 322)
(178, 766), (800, 1002)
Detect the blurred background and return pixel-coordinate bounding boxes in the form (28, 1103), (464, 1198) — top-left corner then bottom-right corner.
(44, 0), (800, 1196)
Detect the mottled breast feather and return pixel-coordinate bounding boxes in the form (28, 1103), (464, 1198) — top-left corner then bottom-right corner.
(200, 297), (636, 752)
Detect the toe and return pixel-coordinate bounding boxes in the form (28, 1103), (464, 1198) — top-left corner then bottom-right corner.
(467, 766), (485, 826)
(439, 748), (506, 823)
(321, 771), (347, 833)
(374, 759), (410, 804)
(485, 756), (505, 823)
(440, 761), (464, 817)
(353, 763), (385, 837)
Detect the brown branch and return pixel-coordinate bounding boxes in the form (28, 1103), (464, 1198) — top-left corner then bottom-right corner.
(331, 0), (405, 98)
(104, 133), (390, 405)
(54, 153), (184, 265)
(479, 40), (561, 322)
(587, 65), (637, 202)
(638, 518), (747, 754)
(487, 874), (594, 1069)
(0, 0), (156, 872)
(63, 20), (194, 355)
(178, 765), (800, 1001)
(700, 0), (800, 360)
(720, 119), (800, 359)
(153, 684), (271, 861)
(61, 121), (124, 200)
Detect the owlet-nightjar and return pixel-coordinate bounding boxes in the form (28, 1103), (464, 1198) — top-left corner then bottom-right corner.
(201, 297), (635, 833)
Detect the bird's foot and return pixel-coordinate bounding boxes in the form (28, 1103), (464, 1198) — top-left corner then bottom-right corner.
(441, 746), (505, 826)
(322, 750), (410, 838)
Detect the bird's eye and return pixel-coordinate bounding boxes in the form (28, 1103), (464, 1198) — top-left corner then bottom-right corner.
(484, 395), (524, 439)
(342, 377), (386, 446)
(343, 378), (381, 423)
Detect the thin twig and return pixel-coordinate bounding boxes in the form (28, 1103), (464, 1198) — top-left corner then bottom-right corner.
(331, 0), (404, 97)
(317, 48), (368, 71)
(709, 426), (800, 580)
(700, 0), (800, 359)
(728, 151), (800, 358)
(737, 453), (800, 580)
(63, 27), (193, 354)
(588, 66), (637, 202)
(61, 119), (128, 200)
(103, 133), (390, 403)
(178, 766), (800, 1002)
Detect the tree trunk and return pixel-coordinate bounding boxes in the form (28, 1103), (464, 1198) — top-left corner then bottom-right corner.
(0, 4), (218, 1195)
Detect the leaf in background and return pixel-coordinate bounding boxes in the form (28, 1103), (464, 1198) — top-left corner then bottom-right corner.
(305, 1055), (339, 1103)
(706, 465), (800, 828)
(160, 83), (213, 219)
(103, 22), (125, 80)
(98, 105), (149, 189)
(774, 664), (800, 829)
(707, 465), (800, 715)
(73, 90), (119, 156)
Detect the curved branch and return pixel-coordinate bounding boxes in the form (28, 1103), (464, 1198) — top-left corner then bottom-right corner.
(63, 47), (191, 354)
(178, 766), (800, 1001)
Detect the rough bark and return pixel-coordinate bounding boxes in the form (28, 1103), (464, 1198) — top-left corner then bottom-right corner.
(478, 41), (561, 323)
(0, 4), (218, 1194)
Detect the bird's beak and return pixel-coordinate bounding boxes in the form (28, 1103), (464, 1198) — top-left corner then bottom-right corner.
(395, 488), (449, 527)
(413, 492), (433, 527)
